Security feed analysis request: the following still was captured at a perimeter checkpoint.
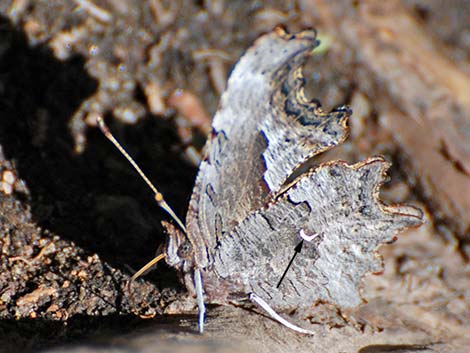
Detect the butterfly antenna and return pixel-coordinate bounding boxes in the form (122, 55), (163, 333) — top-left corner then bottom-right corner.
(97, 117), (206, 333)
(96, 116), (186, 233)
(249, 293), (315, 335)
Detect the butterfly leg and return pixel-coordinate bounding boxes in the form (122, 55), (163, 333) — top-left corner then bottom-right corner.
(249, 293), (315, 335)
(194, 268), (206, 333)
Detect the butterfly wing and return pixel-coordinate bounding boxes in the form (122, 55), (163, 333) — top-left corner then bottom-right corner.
(206, 157), (423, 308)
(185, 28), (351, 268)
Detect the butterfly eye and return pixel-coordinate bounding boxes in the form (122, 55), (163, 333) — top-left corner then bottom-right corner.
(177, 241), (194, 259)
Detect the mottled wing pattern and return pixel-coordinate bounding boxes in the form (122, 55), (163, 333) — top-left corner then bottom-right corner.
(185, 29), (350, 268)
(206, 157), (423, 308)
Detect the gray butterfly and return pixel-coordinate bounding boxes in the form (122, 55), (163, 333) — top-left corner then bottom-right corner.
(98, 28), (422, 334)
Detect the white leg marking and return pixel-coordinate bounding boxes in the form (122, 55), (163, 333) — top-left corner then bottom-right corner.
(249, 293), (315, 335)
(194, 268), (206, 334)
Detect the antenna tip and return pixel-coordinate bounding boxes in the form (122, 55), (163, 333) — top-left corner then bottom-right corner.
(96, 115), (109, 134)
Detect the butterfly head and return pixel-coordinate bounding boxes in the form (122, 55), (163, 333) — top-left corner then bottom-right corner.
(161, 220), (197, 272)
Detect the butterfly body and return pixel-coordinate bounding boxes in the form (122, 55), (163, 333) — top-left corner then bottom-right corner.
(160, 28), (422, 318)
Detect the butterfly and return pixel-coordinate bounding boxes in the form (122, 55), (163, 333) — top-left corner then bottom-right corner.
(98, 27), (423, 334)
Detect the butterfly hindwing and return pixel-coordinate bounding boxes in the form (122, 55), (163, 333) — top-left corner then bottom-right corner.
(206, 157), (422, 308)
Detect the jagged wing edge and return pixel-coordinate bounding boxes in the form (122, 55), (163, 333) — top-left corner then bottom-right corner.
(262, 28), (352, 195)
(281, 155), (424, 305)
